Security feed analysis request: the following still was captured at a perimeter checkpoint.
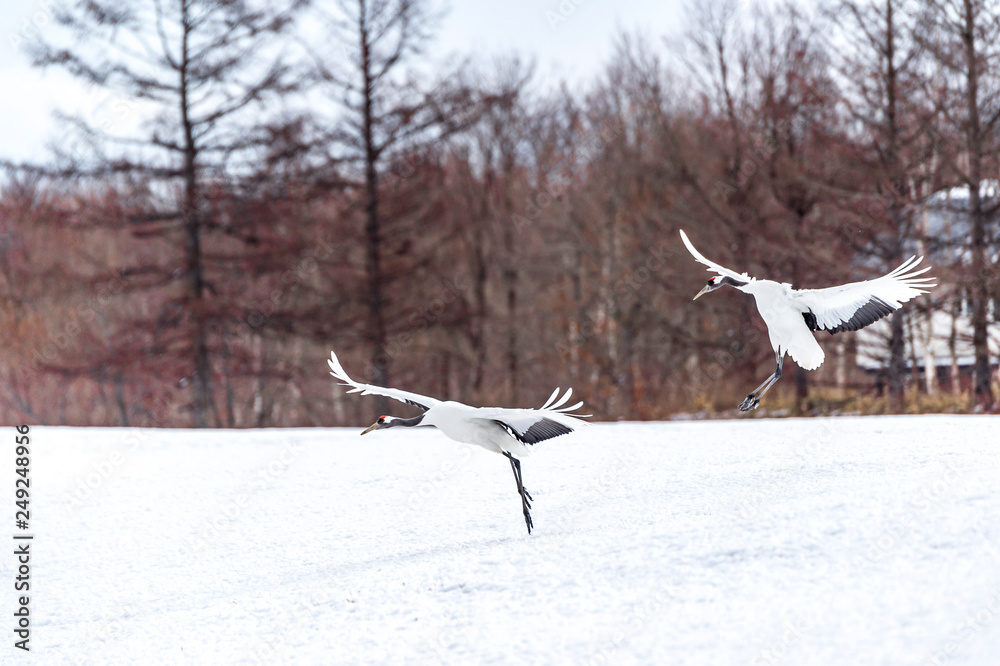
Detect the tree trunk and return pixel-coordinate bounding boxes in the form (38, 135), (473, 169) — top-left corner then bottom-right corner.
(883, 0), (908, 413)
(789, 249), (811, 412)
(503, 223), (518, 405)
(253, 334), (267, 427)
(961, 0), (995, 408)
(114, 370), (129, 426)
(180, 12), (212, 428)
(949, 297), (961, 395)
(835, 338), (848, 391)
(360, 6), (389, 415)
(918, 195), (937, 396)
(887, 309), (907, 411)
(568, 236), (583, 379)
(224, 360), (235, 427)
(470, 171), (490, 399)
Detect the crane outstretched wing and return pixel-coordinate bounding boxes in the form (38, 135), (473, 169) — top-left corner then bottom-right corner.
(679, 229), (753, 282)
(791, 256), (935, 334)
(328, 350), (441, 411)
(473, 388), (589, 445)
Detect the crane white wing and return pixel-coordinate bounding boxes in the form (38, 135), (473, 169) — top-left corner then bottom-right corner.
(679, 229), (753, 282)
(473, 388), (589, 445)
(791, 256), (935, 333)
(328, 350), (441, 411)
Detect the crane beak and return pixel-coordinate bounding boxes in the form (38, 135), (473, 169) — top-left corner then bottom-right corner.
(693, 285), (712, 301)
(360, 422), (381, 436)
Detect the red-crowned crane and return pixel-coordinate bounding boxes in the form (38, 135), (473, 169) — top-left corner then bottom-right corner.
(680, 230), (936, 411)
(328, 351), (588, 533)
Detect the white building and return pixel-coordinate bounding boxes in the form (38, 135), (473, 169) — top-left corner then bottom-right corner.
(856, 183), (1000, 393)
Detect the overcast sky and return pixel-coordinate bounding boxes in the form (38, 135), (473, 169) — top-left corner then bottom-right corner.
(0, 0), (688, 163)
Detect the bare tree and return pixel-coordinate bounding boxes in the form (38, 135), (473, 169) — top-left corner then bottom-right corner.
(456, 56), (535, 402)
(306, 0), (478, 413)
(828, 0), (934, 409)
(26, 0), (306, 426)
(919, 0), (1000, 408)
(677, 0), (774, 397)
(754, 3), (841, 410)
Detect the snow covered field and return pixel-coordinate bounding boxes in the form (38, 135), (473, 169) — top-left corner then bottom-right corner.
(6, 416), (1000, 665)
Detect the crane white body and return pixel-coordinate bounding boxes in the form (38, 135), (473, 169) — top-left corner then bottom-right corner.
(418, 401), (534, 457)
(745, 280), (825, 371)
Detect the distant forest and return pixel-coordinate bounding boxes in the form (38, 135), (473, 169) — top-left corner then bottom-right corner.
(2, 0), (998, 426)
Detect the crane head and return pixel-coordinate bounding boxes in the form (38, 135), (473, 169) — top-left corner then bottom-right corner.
(693, 276), (723, 300)
(360, 413), (425, 435)
(694, 275), (748, 300)
(361, 415), (389, 435)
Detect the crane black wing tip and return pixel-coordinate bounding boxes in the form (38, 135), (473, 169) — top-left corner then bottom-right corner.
(495, 414), (589, 445)
(514, 417), (575, 444)
(828, 295), (897, 333)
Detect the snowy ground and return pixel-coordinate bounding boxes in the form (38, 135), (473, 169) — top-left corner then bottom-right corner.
(5, 416), (1000, 665)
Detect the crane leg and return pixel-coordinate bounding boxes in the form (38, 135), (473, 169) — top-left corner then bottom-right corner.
(739, 350), (784, 412)
(504, 452), (533, 534)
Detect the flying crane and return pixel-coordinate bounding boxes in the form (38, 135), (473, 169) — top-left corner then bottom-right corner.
(681, 230), (935, 411)
(328, 350), (588, 533)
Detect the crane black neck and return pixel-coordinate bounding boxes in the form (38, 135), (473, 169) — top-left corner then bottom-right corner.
(390, 414), (426, 428)
(721, 276), (748, 288)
